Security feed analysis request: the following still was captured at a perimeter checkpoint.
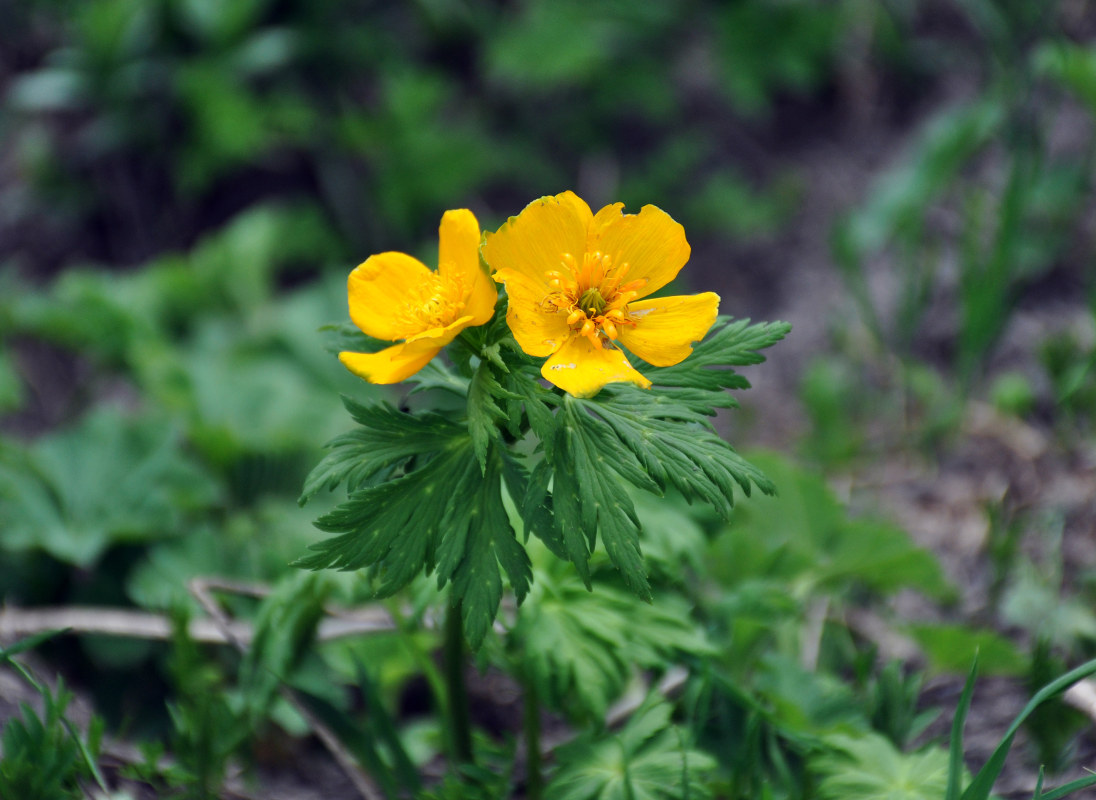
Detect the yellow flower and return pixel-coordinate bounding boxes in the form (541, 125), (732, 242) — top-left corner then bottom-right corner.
(482, 191), (719, 397)
(339, 209), (497, 384)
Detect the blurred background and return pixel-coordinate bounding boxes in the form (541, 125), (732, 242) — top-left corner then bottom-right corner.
(1, 0), (1095, 797)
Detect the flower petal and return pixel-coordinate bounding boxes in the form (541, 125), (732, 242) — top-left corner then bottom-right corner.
(482, 191), (593, 291)
(503, 278), (570, 357)
(591, 205), (690, 298)
(339, 340), (441, 384)
(618, 292), (720, 367)
(405, 314), (475, 344)
(588, 202), (624, 247)
(438, 209), (496, 326)
(348, 252), (432, 340)
(541, 336), (652, 397)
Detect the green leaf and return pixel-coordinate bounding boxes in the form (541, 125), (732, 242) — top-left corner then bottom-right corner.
(549, 696), (717, 800)
(907, 624), (1025, 678)
(584, 387), (774, 519)
(502, 366), (559, 448)
(960, 656), (1096, 800)
(516, 544), (713, 721)
(466, 361), (514, 473)
(947, 657), (978, 800)
(0, 409), (219, 567)
(719, 452), (952, 600)
(640, 316), (791, 406)
(298, 429), (529, 648)
(239, 573), (331, 727)
(548, 396), (659, 597)
(812, 732), (950, 800)
(300, 398), (463, 504)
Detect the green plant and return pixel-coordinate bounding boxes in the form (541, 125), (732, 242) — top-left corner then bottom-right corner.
(0, 633), (107, 799)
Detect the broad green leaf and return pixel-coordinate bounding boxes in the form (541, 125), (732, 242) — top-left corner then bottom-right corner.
(0, 409), (219, 567)
(720, 451), (952, 600)
(907, 624), (1025, 678)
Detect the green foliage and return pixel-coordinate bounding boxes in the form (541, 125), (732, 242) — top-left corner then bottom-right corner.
(299, 316), (784, 646)
(950, 656), (1096, 800)
(167, 616), (250, 799)
(907, 623), (1026, 677)
(0, 679), (99, 800)
(548, 697), (717, 800)
(811, 732), (950, 800)
(0, 634), (107, 800)
(512, 541), (713, 721)
(298, 399), (532, 648)
(0, 408), (219, 566)
(867, 662), (939, 750)
(715, 451), (953, 601)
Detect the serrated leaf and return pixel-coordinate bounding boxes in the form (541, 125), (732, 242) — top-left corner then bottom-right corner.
(299, 399), (463, 503)
(447, 457), (532, 645)
(550, 696), (717, 800)
(502, 366), (559, 449)
(466, 361), (513, 473)
(812, 732), (950, 800)
(549, 397), (659, 597)
(583, 387), (774, 519)
(516, 544), (714, 720)
(640, 316), (791, 408)
(506, 454), (568, 558)
(298, 434), (529, 648)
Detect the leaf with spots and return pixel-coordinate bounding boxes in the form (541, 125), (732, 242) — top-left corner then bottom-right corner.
(546, 396), (659, 598)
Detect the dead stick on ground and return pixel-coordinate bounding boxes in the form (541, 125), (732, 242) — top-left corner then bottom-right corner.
(0, 605), (396, 645)
(187, 577), (384, 800)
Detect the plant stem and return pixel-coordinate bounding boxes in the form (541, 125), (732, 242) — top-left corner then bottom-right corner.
(523, 672), (543, 800)
(444, 600), (473, 765)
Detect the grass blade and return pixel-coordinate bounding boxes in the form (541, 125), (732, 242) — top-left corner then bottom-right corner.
(946, 655), (979, 800)
(0, 629), (67, 664)
(1037, 772), (1096, 800)
(961, 657), (1096, 800)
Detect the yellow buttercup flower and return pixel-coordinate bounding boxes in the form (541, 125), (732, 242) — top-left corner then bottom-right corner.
(482, 191), (719, 397)
(339, 209), (497, 384)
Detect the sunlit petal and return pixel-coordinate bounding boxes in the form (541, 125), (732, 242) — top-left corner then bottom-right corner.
(619, 292), (720, 367)
(339, 340), (442, 385)
(591, 204), (690, 298)
(438, 209), (496, 325)
(503, 278), (571, 357)
(348, 252), (433, 340)
(541, 336), (651, 397)
(483, 192), (592, 290)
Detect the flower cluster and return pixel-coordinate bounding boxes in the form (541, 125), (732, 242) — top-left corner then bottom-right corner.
(338, 191), (720, 397)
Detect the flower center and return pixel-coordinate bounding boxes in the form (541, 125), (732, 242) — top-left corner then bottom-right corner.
(393, 268), (467, 338)
(577, 287), (608, 317)
(541, 251), (647, 347)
